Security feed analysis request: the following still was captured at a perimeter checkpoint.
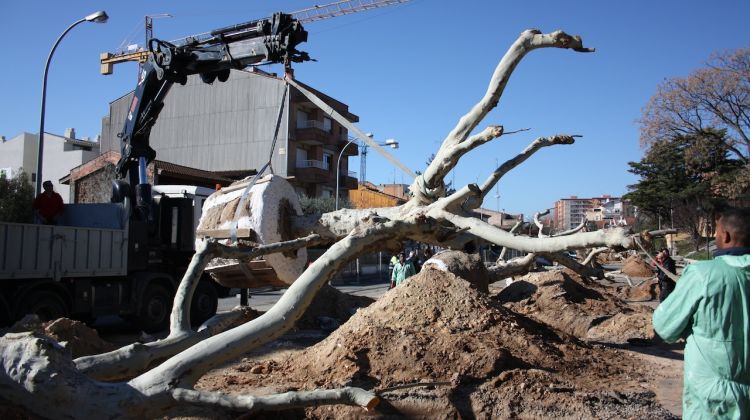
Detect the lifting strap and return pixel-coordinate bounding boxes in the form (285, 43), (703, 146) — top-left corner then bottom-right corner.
(228, 83), (289, 244)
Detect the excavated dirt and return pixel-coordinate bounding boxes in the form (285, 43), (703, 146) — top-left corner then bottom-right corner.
(616, 278), (659, 302)
(498, 269), (654, 343)
(196, 267), (674, 418)
(621, 255), (656, 277)
(295, 284), (374, 330)
(5, 315), (117, 359)
(42, 318), (118, 358)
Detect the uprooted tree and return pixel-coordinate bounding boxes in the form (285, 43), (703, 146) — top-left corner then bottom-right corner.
(1, 29), (659, 418)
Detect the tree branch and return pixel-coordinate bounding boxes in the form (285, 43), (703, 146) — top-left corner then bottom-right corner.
(479, 135), (578, 199)
(429, 209), (634, 252)
(171, 386), (379, 413)
(413, 29), (592, 203)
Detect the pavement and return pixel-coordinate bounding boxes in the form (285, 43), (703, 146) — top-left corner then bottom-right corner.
(218, 272), (391, 312)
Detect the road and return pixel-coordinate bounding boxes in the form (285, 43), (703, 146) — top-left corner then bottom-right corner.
(218, 281), (390, 312)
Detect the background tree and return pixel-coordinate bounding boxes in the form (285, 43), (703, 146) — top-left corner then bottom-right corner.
(640, 45), (750, 164)
(626, 130), (739, 249)
(640, 47), (750, 205)
(0, 169), (34, 223)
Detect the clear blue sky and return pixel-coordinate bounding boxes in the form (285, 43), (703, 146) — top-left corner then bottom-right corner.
(2, 1), (749, 218)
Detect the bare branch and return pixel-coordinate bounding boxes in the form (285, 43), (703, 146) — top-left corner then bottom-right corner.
(414, 29), (592, 202)
(540, 252), (604, 279)
(488, 253), (536, 283)
(582, 247), (610, 266)
(429, 209), (634, 252)
(498, 220), (525, 261)
(479, 135), (578, 200)
(533, 209), (551, 238)
(553, 217), (587, 237)
(171, 387), (379, 413)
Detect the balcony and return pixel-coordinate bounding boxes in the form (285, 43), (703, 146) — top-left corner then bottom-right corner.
(340, 171), (358, 190)
(295, 159), (331, 183)
(294, 120), (334, 146)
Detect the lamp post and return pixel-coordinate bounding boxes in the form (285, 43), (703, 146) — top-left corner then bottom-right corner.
(36, 11), (108, 195)
(335, 136), (398, 210)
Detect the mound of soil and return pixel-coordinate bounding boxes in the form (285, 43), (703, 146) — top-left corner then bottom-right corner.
(497, 270), (654, 343)
(616, 278), (659, 302)
(43, 318), (118, 358)
(295, 284), (373, 330)
(621, 255), (655, 277)
(197, 267), (673, 418)
(7, 315), (117, 359)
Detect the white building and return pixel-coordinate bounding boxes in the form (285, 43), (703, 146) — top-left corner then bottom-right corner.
(0, 129), (99, 203)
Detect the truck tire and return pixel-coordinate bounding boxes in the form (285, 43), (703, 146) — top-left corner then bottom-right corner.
(138, 284), (172, 333)
(16, 289), (69, 322)
(191, 281), (218, 326)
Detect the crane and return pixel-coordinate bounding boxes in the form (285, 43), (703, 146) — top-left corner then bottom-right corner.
(100, 0), (411, 75)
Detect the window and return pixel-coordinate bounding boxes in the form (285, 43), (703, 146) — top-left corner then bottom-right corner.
(296, 110), (309, 129)
(323, 117), (332, 132)
(296, 147), (308, 163)
(323, 153), (332, 171)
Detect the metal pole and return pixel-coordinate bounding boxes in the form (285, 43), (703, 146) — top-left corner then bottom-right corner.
(36, 12), (108, 195)
(37, 17), (87, 195)
(335, 139), (357, 210)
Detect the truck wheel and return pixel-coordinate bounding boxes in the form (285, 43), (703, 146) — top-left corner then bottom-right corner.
(138, 284), (172, 333)
(16, 290), (69, 322)
(191, 281), (218, 326)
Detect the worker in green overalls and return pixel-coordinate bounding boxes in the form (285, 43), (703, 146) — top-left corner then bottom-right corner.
(653, 207), (750, 419)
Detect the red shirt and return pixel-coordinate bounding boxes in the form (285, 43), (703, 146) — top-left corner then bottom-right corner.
(33, 191), (64, 219)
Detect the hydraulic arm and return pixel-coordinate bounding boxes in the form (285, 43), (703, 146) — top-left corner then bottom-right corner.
(114, 13), (309, 220)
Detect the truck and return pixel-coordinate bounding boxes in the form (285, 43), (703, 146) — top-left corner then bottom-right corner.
(0, 12), (310, 330)
(0, 185), (223, 331)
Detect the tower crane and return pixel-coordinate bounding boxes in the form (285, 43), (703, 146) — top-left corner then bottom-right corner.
(100, 0), (410, 75)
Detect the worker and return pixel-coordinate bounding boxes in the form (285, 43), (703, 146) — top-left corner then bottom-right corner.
(655, 248), (677, 301)
(390, 252), (416, 288)
(652, 207), (750, 418)
(32, 180), (64, 225)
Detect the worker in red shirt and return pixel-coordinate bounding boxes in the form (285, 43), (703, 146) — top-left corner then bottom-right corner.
(33, 180), (64, 225)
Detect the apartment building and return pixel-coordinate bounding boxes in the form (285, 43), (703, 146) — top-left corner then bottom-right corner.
(100, 68), (359, 200)
(0, 130), (99, 202)
(554, 195), (635, 231)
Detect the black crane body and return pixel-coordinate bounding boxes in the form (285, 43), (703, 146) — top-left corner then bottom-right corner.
(114, 13), (309, 219)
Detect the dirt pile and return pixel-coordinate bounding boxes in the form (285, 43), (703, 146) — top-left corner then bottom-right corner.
(197, 267), (673, 418)
(616, 278), (659, 302)
(6, 315), (116, 359)
(43, 318), (118, 358)
(621, 255), (655, 277)
(295, 284), (373, 330)
(498, 270), (654, 343)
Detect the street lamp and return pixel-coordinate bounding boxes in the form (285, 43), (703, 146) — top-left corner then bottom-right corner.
(335, 136), (399, 210)
(36, 11), (108, 195)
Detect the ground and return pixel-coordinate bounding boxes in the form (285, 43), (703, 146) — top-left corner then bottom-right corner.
(1, 256), (685, 419)
(192, 262), (684, 419)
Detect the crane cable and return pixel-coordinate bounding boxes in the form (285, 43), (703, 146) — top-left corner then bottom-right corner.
(228, 83), (289, 244)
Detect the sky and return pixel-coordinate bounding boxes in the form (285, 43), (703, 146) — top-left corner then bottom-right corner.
(2, 0), (749, 218)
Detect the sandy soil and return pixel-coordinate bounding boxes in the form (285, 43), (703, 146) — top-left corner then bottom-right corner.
(621, 255), (656, 277)
(194, 267), (682, 419)
(1, 259), (685, 419)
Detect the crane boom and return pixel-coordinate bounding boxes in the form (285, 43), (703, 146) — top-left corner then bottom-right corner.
(100, 0), (411, 74)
